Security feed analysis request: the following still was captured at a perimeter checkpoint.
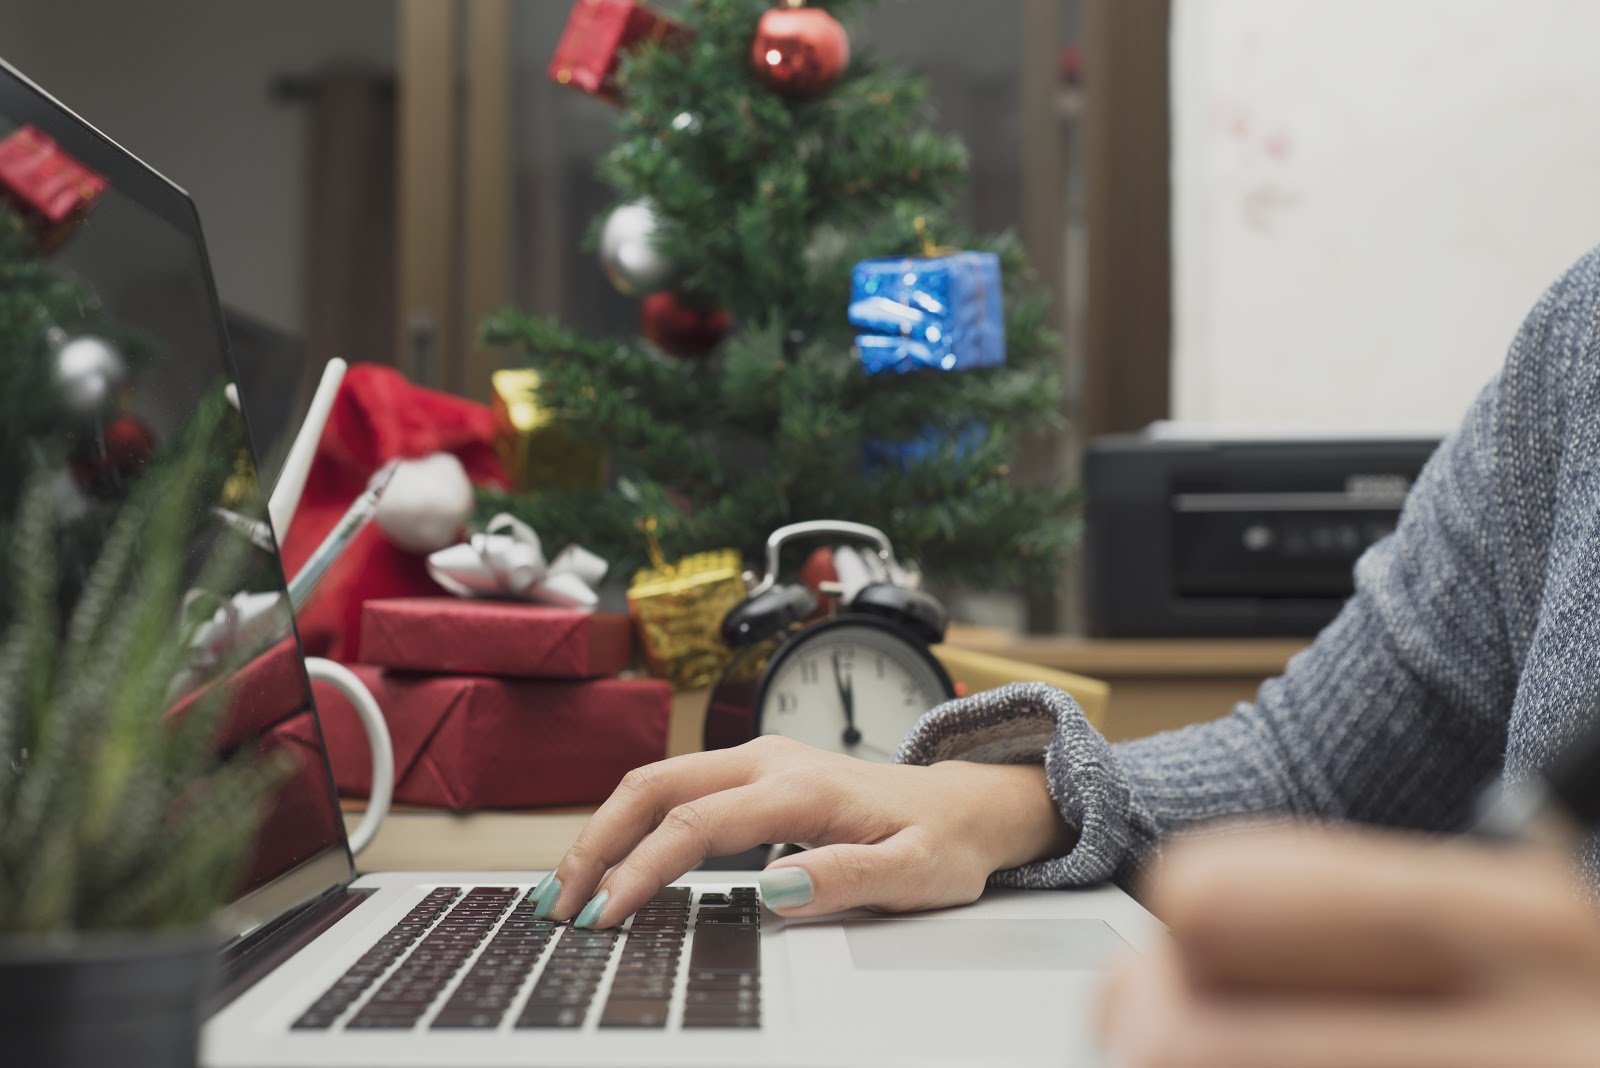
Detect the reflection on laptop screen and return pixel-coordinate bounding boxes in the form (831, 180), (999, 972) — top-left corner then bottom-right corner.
(0, 62), (351, 931)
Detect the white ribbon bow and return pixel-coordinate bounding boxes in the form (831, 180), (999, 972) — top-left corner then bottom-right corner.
(833, 544), (922, 603)
(426, 513), (607, 608)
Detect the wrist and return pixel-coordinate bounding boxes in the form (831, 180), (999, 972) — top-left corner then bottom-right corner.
(935, 760), (1077, 874)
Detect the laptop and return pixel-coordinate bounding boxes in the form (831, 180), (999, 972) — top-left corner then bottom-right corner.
(1, 57), (1163, 1067)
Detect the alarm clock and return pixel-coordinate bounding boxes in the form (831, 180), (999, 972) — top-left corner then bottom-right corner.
(703, 521), (955, 760)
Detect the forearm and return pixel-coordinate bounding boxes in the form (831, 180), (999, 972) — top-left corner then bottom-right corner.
(1113, 590), (1509, 839)
(898, 681), (1149, 887)
(931, 761), (1077, 873)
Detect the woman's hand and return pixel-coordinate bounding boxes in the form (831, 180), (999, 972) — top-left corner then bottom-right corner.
(1099, 824), (1600, 1068)
(530, 735), (1075, 929)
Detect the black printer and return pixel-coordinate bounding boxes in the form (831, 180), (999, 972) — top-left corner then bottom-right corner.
(1084, 431), (1441, 638)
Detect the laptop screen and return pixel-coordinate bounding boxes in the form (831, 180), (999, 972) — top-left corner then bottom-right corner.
(0, 60), (355, 939)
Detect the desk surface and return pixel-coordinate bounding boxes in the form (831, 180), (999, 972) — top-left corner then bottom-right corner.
(347, 808), (590, 872)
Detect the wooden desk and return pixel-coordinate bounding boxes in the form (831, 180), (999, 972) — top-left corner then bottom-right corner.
(945, 627), (1310, 741)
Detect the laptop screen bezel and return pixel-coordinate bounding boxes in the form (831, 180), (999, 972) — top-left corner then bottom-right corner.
(0, 56), (358, 944)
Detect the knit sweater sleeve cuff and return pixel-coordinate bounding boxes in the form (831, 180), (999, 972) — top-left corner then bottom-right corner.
(894, 681), (1142, 888)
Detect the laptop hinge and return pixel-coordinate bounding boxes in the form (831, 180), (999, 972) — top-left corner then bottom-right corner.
(210, 886), (375, 1014)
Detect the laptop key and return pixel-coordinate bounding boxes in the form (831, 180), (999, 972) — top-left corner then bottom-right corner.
(681, 1013), (761, 1029)
(430, 1011), (504, 1029)
(515, 1004), (587, 1029)
(686, 987), (761, 1007)
(346, 1016), (421, 1030)
(599, 999), (670, 1028)
(688, 971), (760, 989)
(688, 923), (758, 973)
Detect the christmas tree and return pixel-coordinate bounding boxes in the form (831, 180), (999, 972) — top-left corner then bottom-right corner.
(0, 207), (140, 604)
(484, 0), (1072, 587)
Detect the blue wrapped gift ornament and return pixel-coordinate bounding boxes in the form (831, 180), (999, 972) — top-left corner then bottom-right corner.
(849, 251), (1006, 375)
(862, 422), (986, 475)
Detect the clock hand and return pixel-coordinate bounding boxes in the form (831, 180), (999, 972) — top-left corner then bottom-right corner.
(832, 652), (861, 747)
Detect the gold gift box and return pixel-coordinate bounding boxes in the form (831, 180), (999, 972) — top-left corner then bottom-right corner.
(627, 549), (748, 691)
(491, 368), (607, 492)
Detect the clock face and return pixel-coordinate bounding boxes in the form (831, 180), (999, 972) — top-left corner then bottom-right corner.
(754, 619), (953, 761)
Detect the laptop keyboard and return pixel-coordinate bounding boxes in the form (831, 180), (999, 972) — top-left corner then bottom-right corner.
(291, 884), (761, 1033)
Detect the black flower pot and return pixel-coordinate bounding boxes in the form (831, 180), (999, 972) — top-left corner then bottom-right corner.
(0, 929), (215, 1068)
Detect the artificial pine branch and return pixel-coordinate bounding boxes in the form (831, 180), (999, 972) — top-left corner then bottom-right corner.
(0, 404), (284, 934)
(480, 311), (709, 425)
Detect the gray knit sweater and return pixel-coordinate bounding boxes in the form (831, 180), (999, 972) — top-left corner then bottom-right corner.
(898, 246), (1600, 889)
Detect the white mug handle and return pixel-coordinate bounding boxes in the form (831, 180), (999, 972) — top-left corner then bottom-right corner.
(304, 657), (394, 857)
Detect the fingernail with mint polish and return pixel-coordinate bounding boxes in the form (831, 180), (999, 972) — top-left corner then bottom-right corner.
(574, 889), (609, 929)
(531, 873), (562, 919)
(759, 867), (813, 911)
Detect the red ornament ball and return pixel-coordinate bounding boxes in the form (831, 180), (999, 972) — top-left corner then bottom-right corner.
(797, 546), (837, 621)
(69, 412), (157, 496)
(749, 4), (850, 99)
(642, 291), (733, 357)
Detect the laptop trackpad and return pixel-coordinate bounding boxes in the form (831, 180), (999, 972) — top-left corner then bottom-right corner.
(842, 918), (1127, 971)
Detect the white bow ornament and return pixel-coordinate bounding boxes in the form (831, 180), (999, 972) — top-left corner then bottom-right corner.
(426, 513), (607, 609)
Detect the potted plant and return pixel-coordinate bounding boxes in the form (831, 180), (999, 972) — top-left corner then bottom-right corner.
(0, 420), (281, 1068)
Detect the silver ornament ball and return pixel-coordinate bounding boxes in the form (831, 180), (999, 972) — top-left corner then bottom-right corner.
(599, 200), (675, 296)
(54, 333), (128, 415)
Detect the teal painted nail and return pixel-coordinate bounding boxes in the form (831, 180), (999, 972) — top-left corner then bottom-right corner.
(574, 889), (609, 929)
(759, 867), (813, 911)
(529, 871), (555, 903)
(532, 875), (562, 919)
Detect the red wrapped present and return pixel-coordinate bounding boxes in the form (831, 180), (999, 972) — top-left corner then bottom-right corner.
(312, 665), (670, 809)
(165, 636), (346, 888)
(548, 0), (689, 104)
(0, 124), (108, 250)
(361, 597), (632, 679)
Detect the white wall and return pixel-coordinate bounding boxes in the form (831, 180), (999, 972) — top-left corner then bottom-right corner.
(2, 0), (394, 333)
(1171, 0), (1600, 434)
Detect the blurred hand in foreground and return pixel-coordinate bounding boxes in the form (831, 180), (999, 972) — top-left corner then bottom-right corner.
(1100, 824), (1600, 1068)
(531, 736), (1075, 929)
